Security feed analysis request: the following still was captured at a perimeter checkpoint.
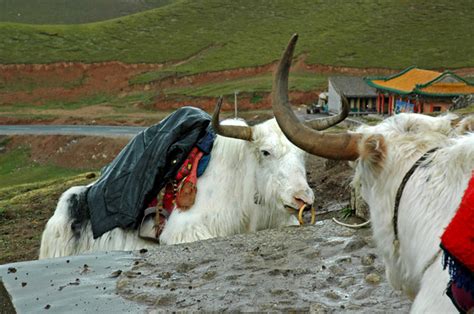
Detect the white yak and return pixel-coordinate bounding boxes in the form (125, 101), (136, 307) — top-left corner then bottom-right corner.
(39, 90), (347, 259)
(272, 34), (474, 313)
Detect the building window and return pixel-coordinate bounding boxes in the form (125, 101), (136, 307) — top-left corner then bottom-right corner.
(433, 106), (441, 112)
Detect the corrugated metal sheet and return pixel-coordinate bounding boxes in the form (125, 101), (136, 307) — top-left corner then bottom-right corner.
(0, 251), (146, 313)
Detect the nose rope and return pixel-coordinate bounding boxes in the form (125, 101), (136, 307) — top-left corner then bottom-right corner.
(297, 204), (316, 225)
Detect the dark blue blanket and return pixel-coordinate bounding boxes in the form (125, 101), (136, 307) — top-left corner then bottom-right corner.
(86, 107), (215, 238)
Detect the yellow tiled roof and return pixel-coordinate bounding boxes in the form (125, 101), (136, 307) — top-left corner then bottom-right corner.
(366, 67), (474, 96)
(418, 82), (474, 95)
(372, 68), (441, 93)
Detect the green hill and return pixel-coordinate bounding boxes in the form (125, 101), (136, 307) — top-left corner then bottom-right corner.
(0, 0), (174, 24)
(0, 0), (473, 74)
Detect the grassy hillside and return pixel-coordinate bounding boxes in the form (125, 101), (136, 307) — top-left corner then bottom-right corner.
(0, 0), (174, 24)
(162, 72), (328, 97)
(0, 0), (472, 73)
(0, 143), (91, 190)
(0, 171), (96, 264)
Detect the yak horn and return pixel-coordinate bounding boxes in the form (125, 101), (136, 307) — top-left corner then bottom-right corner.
(305, 93), (350, 130)
(212, 97), (253, 141)
(271, 34), (361, 161)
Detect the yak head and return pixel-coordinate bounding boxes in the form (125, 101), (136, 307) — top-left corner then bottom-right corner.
(211, 88), (349, 222)
(248, 118), (313, 214)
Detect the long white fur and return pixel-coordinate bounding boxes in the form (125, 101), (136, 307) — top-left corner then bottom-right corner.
(39, 118), (314, 258)
(352, 113), (474, 313)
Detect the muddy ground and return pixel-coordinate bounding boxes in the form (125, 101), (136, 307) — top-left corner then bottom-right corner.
(118, 222), (411, 312)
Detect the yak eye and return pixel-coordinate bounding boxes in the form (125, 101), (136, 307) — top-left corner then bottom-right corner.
(261, 150), (271, 157)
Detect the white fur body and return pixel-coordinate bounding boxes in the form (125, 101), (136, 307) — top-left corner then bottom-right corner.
(40, 119), (313, 258)
(352, 113), (474, 313)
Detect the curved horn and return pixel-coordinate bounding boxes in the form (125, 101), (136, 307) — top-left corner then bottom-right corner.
(304, 93), (350, 130)
(212, 96), (253, 141)
(272, 34), (361, 160)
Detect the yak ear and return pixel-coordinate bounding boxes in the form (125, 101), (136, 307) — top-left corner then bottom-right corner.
(358, 134), (386, 175)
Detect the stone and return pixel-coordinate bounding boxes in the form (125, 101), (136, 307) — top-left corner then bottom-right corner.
(365, 273), (381, 285)
(343, 239), (366, 252)
(361, 254), (376, 266)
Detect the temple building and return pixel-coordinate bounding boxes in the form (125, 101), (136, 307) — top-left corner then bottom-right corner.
(365, 66), (474, 115)
(327, 76), (377, 114)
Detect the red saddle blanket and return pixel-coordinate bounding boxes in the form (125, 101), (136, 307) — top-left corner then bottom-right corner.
(441, 171), (474, 312)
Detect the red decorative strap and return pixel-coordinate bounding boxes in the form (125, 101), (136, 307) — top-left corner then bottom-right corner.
(146, 147), (205, 238)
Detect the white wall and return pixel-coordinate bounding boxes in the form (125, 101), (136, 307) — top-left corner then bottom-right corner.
(327, 80), (342, 113)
